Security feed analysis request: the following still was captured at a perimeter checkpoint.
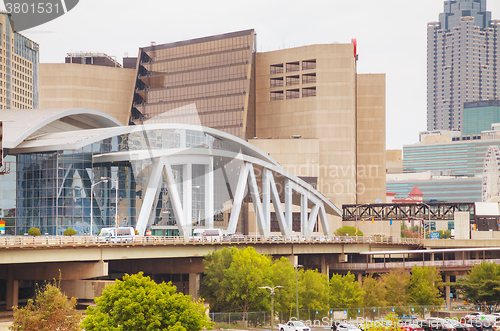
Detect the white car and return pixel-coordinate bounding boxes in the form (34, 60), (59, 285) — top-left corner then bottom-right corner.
(279, 321), (310, 331)
(336, 322), (362, 331)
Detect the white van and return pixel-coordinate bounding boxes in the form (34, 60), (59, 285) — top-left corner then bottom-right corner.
(190, 228), (224, 242)
(99, 227), (136, 243)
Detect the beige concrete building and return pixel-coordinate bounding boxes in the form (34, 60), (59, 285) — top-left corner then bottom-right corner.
(386, 149), (403, 174)
(251, 44), (385, 207)
(39, 55), (136, 125)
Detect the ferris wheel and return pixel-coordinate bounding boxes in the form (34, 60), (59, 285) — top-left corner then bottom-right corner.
(482, 146), (500, 202)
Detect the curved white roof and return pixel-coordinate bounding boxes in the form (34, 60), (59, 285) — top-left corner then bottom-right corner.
(0, 108), (122, 149)
(12, 123), (281, 167)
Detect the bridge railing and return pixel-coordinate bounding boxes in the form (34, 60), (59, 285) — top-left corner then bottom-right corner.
(331, 258), (500, 270)
(0, 234), (420, 247)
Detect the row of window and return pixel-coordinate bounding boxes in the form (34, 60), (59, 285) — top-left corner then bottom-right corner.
(270, 59), (316, 74)
(270, 87), (316, 101)
(270, 73), (316, 87)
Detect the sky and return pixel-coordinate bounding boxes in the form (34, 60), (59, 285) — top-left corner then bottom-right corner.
(12, 0), (500, 150)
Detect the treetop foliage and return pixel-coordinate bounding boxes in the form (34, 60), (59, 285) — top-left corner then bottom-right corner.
(81, 272), (213, 331)
(10, 281), (82, 331)
(454, 261), (500, 310)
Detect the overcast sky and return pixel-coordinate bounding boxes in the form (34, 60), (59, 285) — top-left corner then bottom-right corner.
(16, 0), (500, 150)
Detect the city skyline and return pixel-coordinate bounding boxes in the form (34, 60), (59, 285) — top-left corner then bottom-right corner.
(10, 0), (500, 150)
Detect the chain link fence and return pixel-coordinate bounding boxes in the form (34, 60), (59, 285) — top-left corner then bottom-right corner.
(210, 305), (499, 329)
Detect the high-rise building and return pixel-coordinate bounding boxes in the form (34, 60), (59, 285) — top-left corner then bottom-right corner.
(427, 0), (500, 132)
(0, 12), (39, 110)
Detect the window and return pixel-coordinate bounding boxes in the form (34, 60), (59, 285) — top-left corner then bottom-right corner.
(302, 73), (316, 84)
(302, 87), (316, 97)
(270, 64), (283, 74)
(286, 75), (300, 86)
(286, 89), (299, 99)
(286, 62), (300, 72)
(270, 77), (283, 87)
(302, 60), (316, 70)
(270, 90), (284, 101)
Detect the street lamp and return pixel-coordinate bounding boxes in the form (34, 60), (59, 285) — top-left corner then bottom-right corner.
(259, 285), (283, 331)
(91, 176), (119, 235)
(417, 202), (431, 239)
(295, 264), (303, 319)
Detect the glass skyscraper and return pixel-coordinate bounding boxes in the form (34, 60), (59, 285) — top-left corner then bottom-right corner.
(427, 0), (500, 132)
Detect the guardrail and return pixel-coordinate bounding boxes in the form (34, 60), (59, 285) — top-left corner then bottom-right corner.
(0, 235), (420, 248)
(331, 258), (500, 270)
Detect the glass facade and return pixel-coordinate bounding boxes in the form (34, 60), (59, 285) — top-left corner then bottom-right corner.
(130, 30), (256, 140)
(463, 100), (500, 135)
(11, 127), (247, 236)
(386, 178), (482, 203)
(403, 140), (500, 175)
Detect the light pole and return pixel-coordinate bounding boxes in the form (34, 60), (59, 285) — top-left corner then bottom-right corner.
(90, 178), (110, 236)
(260, 285), (283, 331)
(92, 177), (119, 231)
(295, 264), (303, 319)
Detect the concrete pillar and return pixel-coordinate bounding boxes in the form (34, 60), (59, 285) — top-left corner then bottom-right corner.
(356, 273), (363, 284)
(6, 267), (19, 310)
(189, 273), (200, 301)
(321, 255), (329, 276)
(445, 273), (451, 309)
(430, 253), (434, 262)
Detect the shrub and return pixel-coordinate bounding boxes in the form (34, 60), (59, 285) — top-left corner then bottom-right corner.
(28, 227), (41, 237)
(64, 228), (77, 236)
(134, 229), (139, 235)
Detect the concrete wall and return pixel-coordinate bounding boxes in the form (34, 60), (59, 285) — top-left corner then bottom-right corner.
(39, 63), (136, 125)
(342, 220), (402, 240)
(254, 44), (386, 209)
(255, 44), (357, 208)
(356, 74), (386, 204)
(454, 211), (470, 239)
(471, 230), (500, 239)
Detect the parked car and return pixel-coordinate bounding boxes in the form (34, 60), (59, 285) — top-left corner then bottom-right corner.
(336, 322), (362, 331)
(448, 319), (476, 331)
(422, 318), (456, 331)
(279, 321), (310, 331)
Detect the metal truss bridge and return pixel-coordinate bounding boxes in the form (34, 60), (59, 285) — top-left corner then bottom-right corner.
(342, 202), (475, 222)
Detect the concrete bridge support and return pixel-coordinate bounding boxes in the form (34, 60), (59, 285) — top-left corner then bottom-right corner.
(6, 267), (18, 311)
(444, 273), (451, 309)
(189, 273), (200, 301)
(321, 255), (329, 276)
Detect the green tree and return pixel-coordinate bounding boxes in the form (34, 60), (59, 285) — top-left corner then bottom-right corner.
(222, 247), (273, 316)
(454, 261), (500, 310)
(407, 266), (444, 306)
(64, 228), (77, 236)
(10, 282), (82, 331)
(28, 227), (41, 236)
(201, 247), (234, 312)
(380, 268), (410, 307)
(329, 272), (365, 308)
(298, 269), (329, 313)
(81, 272), (212, 331)
(335, 226), (364, 237)
(270, 257), (297, 315)
(362, 275), (387, 309)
